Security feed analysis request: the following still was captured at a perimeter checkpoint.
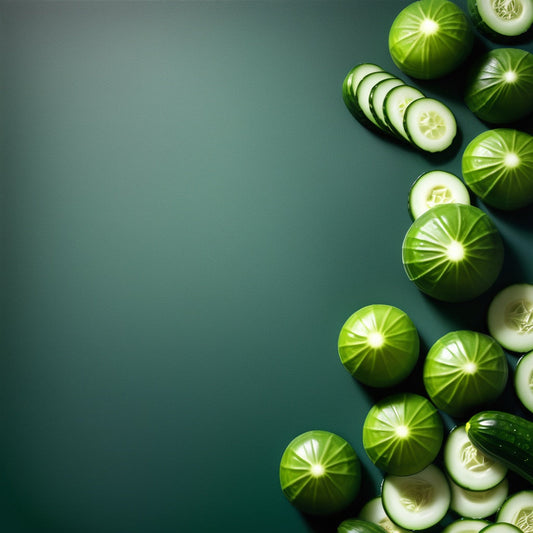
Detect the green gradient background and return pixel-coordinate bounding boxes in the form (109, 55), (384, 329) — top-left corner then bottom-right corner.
(0, 1), (531, 531)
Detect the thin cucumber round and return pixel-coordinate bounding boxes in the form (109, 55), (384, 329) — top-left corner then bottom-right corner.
(515, 350), (533, 413)
(487, 283), (533, 353)
(443, 519), (491, 533)
(468, 0), (533, 39)
(356, 71), (397, 131)
(444, 425), (507, 491)
(403, 97), (457, 153)
(383, 85), (425, 141)
(337, 519), (388, 533)
(381, 464), (451, 531)
(480, 524), (523, 533)
(449, 477), (509, 519)
(370, 77), (406, 135)
(408, 170), (471, 220)
(497, 490), (533, 530)
(343, 63), (384, 118)
(358, 496), (410, 533)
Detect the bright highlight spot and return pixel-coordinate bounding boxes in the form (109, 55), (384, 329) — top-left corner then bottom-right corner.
(505, 152), (520, 167)
(311, 464), (325, 477)
(368, 331), (385, 348)
(447, 240), (465, 261)
(463, 361), (478, 374)
(420, 18), (439, 34)
(396, 425), (410, 438)
(504, 70), (518, 83)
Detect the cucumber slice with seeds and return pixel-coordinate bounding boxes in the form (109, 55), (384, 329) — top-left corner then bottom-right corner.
(468, 0), (533, 39)
(481, 525), (522, 533)
(408, 170), (471, 220)
(443, 519), (491, 533)
(403, 97), (457, 153)
(449, 477), (509, 518)
(358, 496), (411, 533)
(356, 71), (397, 131)
(381, 464), (451, 531)
(497, 490), (533, 531)
(444, 425), (507, 491)
(487, 283), (533, 353)
(514, 350), (533, 413)
(383, 85), (425, 141)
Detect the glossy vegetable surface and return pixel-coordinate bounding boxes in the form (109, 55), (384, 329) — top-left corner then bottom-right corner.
(338, 304), (419, 388)
(362, 393), (443, 476)
(402, 204), (504, 302)
(462, 128), (533, 210)
(388, 0), (473, 79)
(466, 411), (533, 485)
(423, 330), (508, 417)
(337, 518), (388, 533)
(465, 48), (533, 124)
(279, 430), (361, 515)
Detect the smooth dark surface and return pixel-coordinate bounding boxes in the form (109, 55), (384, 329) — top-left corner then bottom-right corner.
(0, 1), (531, 531)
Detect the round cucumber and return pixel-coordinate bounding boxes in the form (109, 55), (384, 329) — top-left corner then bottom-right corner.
(408, 170), (471, 220)
(465, 48), (533, 124)
(402, 203), (504, 303)
(497, 490), (533, 531)
(403, 97), (457, 153)
(480, 524), (523, 533)
(449, 477), (509, 518)
(279, 430), (361, 515)
(362, 393), (443, 476)
(444, 424), (507, 491)
(337, 519), (388, 533)
(381, 464), (451, 530)
(487, 283), (533, 353)
(337, 304), (420, 388)
(443, 519), (491, 533)
(514, 350), (533, 413)
(423, 330), (509, 417)
(466, 411), (533, 485)
(343, 63), (385, 118)
(358, 497), (410, 533)
(388, 0), (473, 79)
(462, 128), (533, 211)
(467, 0), (533, 39)
(383, 85), (425, 141)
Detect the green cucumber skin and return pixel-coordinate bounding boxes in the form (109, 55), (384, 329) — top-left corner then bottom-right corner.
(466, 411), (533, 484)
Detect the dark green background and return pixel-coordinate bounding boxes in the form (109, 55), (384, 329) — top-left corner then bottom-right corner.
(0, 1), (531, 531)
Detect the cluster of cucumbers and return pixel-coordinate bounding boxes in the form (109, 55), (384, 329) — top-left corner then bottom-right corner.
(279, 0), (533, 530)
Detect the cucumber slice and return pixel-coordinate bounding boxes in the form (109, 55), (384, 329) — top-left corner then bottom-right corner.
(443, 519), (491, 533)
(343, 63), (384, 118)
(449, 477), (509, 518)
(444, 425), (507, 491)
(408, 170), (471, 220)
(383, 85), (425, 141)
(403, 97), (457, 153)
(381, 464), (451, 530)
(497, 490), (533, 531)
(370, 77), (406, 135)
(487, 283), (533, 353)
(356, 71), (397, 132)
(515, 350), (533, 413)
(465, 48), (533, 124)
(461, 128), (533, 211)
(481, 525), (522, 533)
(358, 497), (410, 533)
(468, 0), (533, 39)
(337, 519), (388, 533)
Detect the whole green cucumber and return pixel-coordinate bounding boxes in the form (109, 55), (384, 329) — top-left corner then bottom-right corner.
(466, 410), (533, 484)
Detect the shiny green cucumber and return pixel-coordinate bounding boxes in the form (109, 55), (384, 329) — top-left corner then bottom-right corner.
(466, 410), (533, 484)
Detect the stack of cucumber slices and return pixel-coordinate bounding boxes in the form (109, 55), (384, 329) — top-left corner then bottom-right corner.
(342, 63), (457, 153)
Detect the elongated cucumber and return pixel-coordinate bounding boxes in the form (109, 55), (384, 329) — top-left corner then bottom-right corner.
(466, 410), (533, 484)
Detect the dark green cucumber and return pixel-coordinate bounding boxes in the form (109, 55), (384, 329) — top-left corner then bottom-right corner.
(466, 410), (533, 484)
